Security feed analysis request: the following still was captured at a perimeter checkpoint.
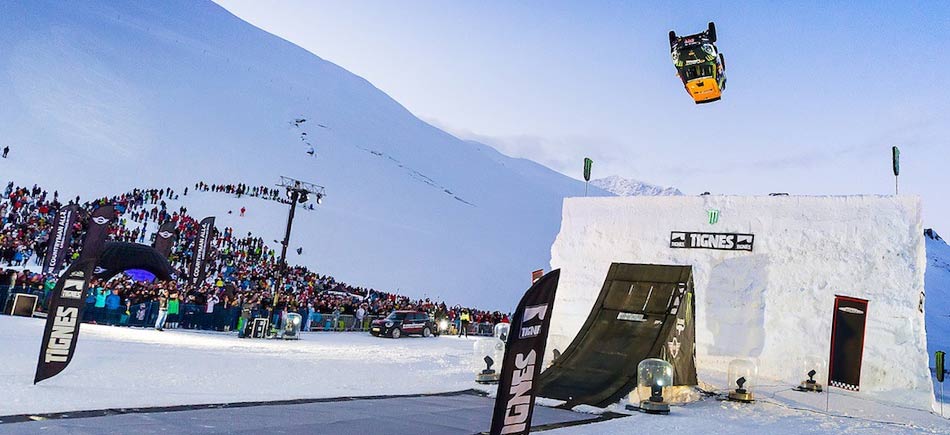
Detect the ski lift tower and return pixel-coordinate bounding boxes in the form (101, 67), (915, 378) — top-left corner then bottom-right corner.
(272, 176), (325, 309)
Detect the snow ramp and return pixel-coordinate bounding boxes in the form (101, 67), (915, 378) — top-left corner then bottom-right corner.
(536, 263), (697, 408)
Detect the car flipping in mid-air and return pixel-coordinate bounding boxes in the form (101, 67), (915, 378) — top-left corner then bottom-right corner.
(669, 22), (726, 104)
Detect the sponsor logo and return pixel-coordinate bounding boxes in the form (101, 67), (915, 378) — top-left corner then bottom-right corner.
(668, 337), (681, 359)
(707, 209), (720, 225)
(158, 231), (173, 239)
(670, 232), (754, 251)
(617, 312), (645, 322)
(519, 304), (548, 339)
(838, 307), (864, 315)
(500, 350), (536, 434)
(676, 318), (686, 335)
(44, 306), (78, 363)
(91, 216), (109, 225)
(60, 276), (86, 300)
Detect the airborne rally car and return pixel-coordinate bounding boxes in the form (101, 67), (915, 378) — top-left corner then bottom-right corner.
(669, 22), (726, 104)
(370, 310), (438, 338)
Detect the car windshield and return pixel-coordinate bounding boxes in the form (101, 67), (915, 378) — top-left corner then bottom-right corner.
(682, 62), (716, 80)
(386, 312), (407, 320)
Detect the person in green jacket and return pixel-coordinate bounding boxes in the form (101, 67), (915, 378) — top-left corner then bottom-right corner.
(167, 292), (180, 329)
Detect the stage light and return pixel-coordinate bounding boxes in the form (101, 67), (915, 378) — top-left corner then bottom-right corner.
(727, 359), (756, 402)
(281, 313), (302, 340)
(473, 338), (505, 384)
(493, 323), (510, 342)
(630, 358), (673, 414)
(796, 356), (824, 393)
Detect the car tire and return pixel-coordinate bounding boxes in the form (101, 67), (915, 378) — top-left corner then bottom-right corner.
(668, 30), (677, 48)
(423, 327), (432, 338)
(707, 22), (717, 43)
(391, 328), (401, 339)
(719, 53), (725, 69)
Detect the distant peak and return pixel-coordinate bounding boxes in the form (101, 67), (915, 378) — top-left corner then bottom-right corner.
(590, 175), (682, 197)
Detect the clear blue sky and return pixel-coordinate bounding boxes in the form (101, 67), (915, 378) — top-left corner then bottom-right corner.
(215, 0), (949, 232)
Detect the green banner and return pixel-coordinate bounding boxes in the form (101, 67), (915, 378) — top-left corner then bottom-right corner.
(583, 158), (593, 182)
(938, 351), (946, 383)
(892, 146), (900, 177)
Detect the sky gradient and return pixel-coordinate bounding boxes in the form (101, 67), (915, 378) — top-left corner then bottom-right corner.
(214, 0), (949, 231)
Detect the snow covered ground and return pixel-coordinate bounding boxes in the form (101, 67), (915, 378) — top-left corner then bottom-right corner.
(0, 315), (473, 416)
(1, 315), (947, 433)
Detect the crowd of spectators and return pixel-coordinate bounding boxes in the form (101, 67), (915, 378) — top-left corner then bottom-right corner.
(1, 181), (508, 335)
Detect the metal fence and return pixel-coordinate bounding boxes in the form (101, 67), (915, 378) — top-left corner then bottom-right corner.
(0, 289), (497, 338)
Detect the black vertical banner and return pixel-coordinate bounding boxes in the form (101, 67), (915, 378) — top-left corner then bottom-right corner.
(153, 220), (178, 259)
(34, 205), (114, 384)
(828, 295), (869, 391)
(41, 204), (78, 275)
(190, 217), (214, 286)
(490, 270), (559, 435)
(78, 205), (115, 262)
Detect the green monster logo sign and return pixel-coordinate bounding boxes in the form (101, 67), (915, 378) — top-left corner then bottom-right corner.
(707, 209), (720, 225)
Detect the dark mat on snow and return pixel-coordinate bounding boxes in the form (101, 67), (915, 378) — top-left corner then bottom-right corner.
(0, 390), (622, 434)
(536, 263), (698, 408)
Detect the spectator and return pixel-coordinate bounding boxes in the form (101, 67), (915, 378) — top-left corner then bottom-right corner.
(155, 290), (169, 331)
(105, 289), (121, 325)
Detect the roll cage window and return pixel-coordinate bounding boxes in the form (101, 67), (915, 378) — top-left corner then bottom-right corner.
(682, 62), (716, 80)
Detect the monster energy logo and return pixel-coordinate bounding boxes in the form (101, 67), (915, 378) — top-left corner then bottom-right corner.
(707, 209), (720, 225)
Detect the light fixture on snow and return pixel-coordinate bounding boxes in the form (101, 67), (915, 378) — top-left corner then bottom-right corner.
(727, 359), (756, 403)
(628, 358), (673, 414)
(493, 322), (510, 342)
(795, 356), (824, 393)
(477, 356), (499, 384)
(281, 313), (302, 340)
(473, 337), (505, 384)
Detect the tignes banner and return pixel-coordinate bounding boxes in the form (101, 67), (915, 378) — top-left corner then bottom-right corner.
(41, 204), (78, 275)
(490, 269), (559, 435)
(34, 205), (114, 384)
(190, 217), (215, 285)
(153, 220), (178, 259)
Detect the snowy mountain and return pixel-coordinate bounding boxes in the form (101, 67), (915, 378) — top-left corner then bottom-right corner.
(925, 229), (950, 363)
(590, 175), (682, 196)
(0, 0), (611, 309)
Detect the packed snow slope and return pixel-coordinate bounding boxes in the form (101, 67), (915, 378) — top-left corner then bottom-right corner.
(0, 0), (611, 309)
(591, 175), (682, 196)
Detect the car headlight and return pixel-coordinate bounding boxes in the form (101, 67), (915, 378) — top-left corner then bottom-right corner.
(292, 317), (300, 325)
(439, 320), (448, 331)
(385, 321), (394, 328)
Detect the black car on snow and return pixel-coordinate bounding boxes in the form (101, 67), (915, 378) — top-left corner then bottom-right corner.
(370, 310), (438, 339)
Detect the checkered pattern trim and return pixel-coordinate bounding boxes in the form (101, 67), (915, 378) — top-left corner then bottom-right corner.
(830, 380), (860, 391)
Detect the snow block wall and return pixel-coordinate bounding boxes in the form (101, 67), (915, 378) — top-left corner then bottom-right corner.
(547, 195), (932, 408)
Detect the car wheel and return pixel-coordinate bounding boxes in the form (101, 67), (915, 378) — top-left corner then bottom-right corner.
(391, 328), (401, 339)
(668, 30), (677, 48)
(707, 22), (717, 43)
(423, 327), (432, 338)
(719, 53), (725, 70)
